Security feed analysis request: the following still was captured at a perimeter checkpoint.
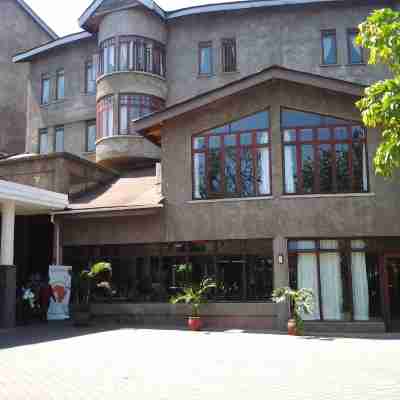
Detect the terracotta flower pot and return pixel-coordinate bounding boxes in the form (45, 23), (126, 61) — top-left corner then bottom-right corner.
(287, 319), (297, 336)
(188, 316), (202, 331)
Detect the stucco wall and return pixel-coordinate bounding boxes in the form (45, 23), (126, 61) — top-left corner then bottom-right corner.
(165, 1), (391, 104)
(0, 0), (53, 154)
(26, 37), (98, 156)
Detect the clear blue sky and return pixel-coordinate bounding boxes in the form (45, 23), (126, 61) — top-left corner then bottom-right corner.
(24, 0), (243, 37)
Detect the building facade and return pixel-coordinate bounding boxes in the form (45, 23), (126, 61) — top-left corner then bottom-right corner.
(7, 0), (400, 332)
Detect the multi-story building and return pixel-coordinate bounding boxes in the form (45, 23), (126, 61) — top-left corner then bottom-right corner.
(4, 0), (400, 332)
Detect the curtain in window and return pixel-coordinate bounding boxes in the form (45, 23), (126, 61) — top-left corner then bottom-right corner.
(120, 43), (128, 71)
(284, 146), (296, 193)
(319, 240), (342, 320)
(107, 107), (113, 137)
(351, 240), (369, 320)
(200, 47), (211, 74)
(194, 153), (205, 199)
(298, 253), (320, 320)
(323, 35), (336, 64)
(120, 105), (128, 134)
(257, 148), (270, 195)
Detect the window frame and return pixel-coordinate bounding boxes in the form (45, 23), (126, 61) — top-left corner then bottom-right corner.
(96, 95), (114, 139)
(321, 29), (338, 65)
(281, 108), (370, 195)
(347, 28), (365, 65)
(85, 60), (96, 94)
(191, 109), (272, 200)
(86, 120), (97, 152)
(54, 125), (64, 153)
(198, 41), (213, 76)
(41, 74), (50, 105)
(221, 38), (237, 73)
(55, 69), (65, 101)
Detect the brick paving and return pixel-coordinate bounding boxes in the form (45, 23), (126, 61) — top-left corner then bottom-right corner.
(0, 322), (399, 400)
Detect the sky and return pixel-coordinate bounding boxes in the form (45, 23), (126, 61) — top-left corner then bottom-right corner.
(24, 0), (244, 37)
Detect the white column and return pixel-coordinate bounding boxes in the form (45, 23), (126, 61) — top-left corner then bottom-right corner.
(1, 200), (15, 265)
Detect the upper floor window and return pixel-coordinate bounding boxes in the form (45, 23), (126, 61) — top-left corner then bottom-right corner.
(39, 128), (49, 154)
(321, 30), (337, 65)
(97, 95), (114, 138)
(192, 111), (271, 200)
(100, 38), (116, 75)
(347, 29), (364, 64)
(282, 108), (369, 195)
(56, 69), (65, 100)
(85, 61), (96, 94)
(199, 42), (213, 75)
(99, 36), (166, 78)
(55, 126), (64, 152)
(86, 120), (97, 152)
(119, 94), (164, 135)
(41, 74), (50, 105)
(221, 38), (237, 73)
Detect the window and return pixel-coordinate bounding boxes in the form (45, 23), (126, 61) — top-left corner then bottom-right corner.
(41, 74), (50, 105)
(282, 108), (369, 194)
(289, 239), (382, 321)
(321, 30), (337, 65)
(192, 111), (271, 200)
(221, 38), (237, 72)
(54, 126), (64, 152)
(39, 128), (49, 154)
(56, 69), (65, 100)
(347, 29), (364, 64)
(199, 42), (213, 75)
(85, 61), (96, 93)
(100, 38), (116, 75)
(119, 94), (164, 135)
(97, 96), (114, 138)
(86, 121), (97, 152)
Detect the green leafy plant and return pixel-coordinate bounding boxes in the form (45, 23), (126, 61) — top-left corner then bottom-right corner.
(272, 287), (314, 335)
(170, 277), (216, 317)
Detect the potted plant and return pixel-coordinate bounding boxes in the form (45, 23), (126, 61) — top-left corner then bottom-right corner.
(72, 261), (113, 326)
(272, 287), (314, 336)
(170, 277), (216, 331)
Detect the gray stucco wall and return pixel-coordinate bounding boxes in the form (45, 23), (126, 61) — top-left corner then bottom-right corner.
(0, 0), (53, 154)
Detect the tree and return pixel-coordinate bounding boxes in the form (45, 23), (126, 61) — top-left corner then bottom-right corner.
(356, 8), (400, 177)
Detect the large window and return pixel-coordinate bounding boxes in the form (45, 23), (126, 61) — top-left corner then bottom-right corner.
(97, 96), (114, 138)
(99, 36), (166, 77)
(86, 120), (97, 152)
(56, 69), (65, 100)
(85, 61), (96, 94)
(41, 74), (50, 105)
(54, 126), (64, 152)
(192, 111), (271, 200)
(221, 38), (237, 73)
(282, 108), (369, 195)
(119, 94), (164, 135)
(289, 239), (382, 321)
(347, 29), (364, 65)
(199, 41), (213, 75)
(39, 128), (49, 154)
(321, 30), (337, 65)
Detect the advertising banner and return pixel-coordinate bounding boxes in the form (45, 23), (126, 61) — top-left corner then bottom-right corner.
(48, 265), (72, 321)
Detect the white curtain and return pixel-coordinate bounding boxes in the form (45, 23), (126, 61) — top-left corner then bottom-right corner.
(320, 251), (343, 320)
(284, 146), (296, 193)
(351, 241), (369, 320)
(107, 107), (113, 137)
(298, 253), (320, 320)
(120, 105), (128, 134)
(120, 43), (128, 71)
(258, 148), (270, 195)
(362, 143), (368, 191)
(194, 153), (205, 199)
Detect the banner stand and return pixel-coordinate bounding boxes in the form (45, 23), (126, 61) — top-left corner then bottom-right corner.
(48, 265), (72, 321)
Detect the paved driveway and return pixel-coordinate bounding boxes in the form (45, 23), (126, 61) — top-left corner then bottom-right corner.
(0, 323), (399, 400)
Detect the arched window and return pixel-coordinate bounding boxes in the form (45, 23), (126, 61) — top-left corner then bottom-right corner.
(192, 111), (271, 200)
(282, 108), (369, 194)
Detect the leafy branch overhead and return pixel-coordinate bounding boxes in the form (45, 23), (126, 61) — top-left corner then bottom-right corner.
(356, 8), (400, 177)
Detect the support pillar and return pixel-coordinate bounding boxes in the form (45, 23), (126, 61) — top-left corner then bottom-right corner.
(0, 200), (16, 328)
(273, 236), (289, 331)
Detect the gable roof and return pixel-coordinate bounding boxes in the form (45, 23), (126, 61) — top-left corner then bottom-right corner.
(16, 0), (58, 40)
(133, 65), (366, 140)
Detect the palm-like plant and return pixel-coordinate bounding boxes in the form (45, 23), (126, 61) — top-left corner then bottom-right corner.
(272, 287), (314, 335)
(170, 278), (216, 317)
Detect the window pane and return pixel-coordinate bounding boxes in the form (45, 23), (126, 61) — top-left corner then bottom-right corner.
(349, 31), (363, 64)
(319, 144), (333, 192)
(240, 132), (252, 146)
(42, 78), (50, 104)
(120, 105), (128, 134)
(334, 127), (349, 140)
(209, 136), (221, 149)
(256, 148), (270, 195)
(193, 137), (205, 150)
(352, 126), (365, 140)
(209, 149), (221, 193)
(299, 128), (313, 141)
(318, 127), (331, 141)
(247, 256), (273, 300)
(353, 141), (368, 192)
(240, 147), (255, 196)
(225, 147), (237, 193)
(120, 43), (128, 71)
(322, 31), (337, 64)
(194, 153), (206, 199)
(231, 111), (269, 131)
(107, 106), (114, 136)
(284, 145), (297, 194)
(284, 129), (296, 142)
(109, 44), (115, 72)
(224, 134), (236, 147)
(282, 109), (348, 128)
(256, 131), (269, 145)
(55, 127), (64, 152)
(336, 143), (350, 191)
(39, 130), (48, 154)
(301, 144), (314, 193)
(87, 123), (96, 152)
(86, 63), (95, 93)
(199, 45), (212, 74)
(57, 71), (65, 100)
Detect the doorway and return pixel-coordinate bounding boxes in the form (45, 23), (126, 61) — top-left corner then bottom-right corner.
(383, 256), (400, 331)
